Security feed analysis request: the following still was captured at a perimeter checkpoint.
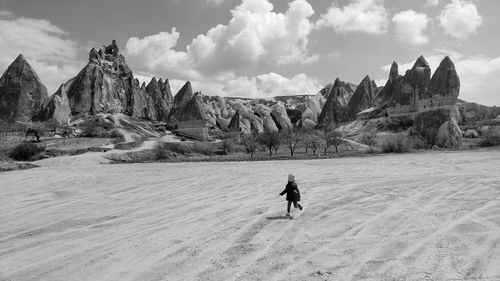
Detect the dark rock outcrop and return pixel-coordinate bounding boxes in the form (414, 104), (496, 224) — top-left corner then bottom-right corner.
(228, 110), (242, 132)
(144, 78), (173, 121)
(392, 56), (431, 106)
(375, 62), (403, 106)
(168, 81), (194, 124)
(414, 108), (462, 148)
(67, 53), (133, 116)
(0, 55), (48, 122)
(178, 93), (208, 122)
(36, 42), (172, 123)
(342, 76), (377, 122)
(429, 56), (460, 99)
(317, 78), (355, 128)
(33, 79), (73, 124)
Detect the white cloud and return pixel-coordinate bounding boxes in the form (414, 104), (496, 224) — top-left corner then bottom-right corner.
(392, 10), (430, 45)
(124, 0), (319, 98)
(125, 0), (316, 80)
(194, 72), (322, 98)
(381, 51), (500, 106)
(426, 0), (439, 6)
(439, 0), (483, 39)
(0, 11), (84, 94)
(316, 0), (389, 34)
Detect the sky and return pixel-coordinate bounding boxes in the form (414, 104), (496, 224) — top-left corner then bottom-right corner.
(0, 0), (499, 106)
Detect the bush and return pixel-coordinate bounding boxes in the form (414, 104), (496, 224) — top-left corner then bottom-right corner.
(382, 135), (411, 153)
(9, 143), (44, 161)
(80, 122), (106, 138)
(153, 142), (174, 160)
(222, 139), (235, 154)
(478, 128), (500, 147)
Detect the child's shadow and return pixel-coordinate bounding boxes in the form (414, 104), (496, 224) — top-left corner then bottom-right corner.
(266, 215), (293, 220)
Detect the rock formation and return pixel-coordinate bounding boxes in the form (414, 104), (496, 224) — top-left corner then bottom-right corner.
(168, 81), (194, 124)
(392, 56), (431, 106)
(35, 42), (172, 124)
(271, 102), (292, 130)
(316, 78), (354, 128)
(429, 56), (460, 100)
(0, 55), (48, 122)
(254, 104), (278, 132)
(414, 108), (462, 148)
(375, 62), (402, 106)
(33, 79), (73, 124)
(144, 78), (173, 121)
(342, 76), (376, 122)
(177, 93), (208, 122)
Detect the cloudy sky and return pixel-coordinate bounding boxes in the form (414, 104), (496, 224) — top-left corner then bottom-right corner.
(1, 0), (499, 105)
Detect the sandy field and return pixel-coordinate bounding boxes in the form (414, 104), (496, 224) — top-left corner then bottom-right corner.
(1, 149), (500, 280)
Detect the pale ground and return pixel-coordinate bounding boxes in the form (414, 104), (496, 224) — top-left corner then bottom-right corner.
(1, 149), (500, 281)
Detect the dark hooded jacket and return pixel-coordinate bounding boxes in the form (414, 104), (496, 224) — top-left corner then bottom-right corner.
(280, 182), (301, 202)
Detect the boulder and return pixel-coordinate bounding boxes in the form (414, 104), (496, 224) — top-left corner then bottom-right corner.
(271, 102), (292, 130)
(254, 104), (278, 132)
(302, 119), (317, 129)
(304, 96), (322, 116)
(230, 102), (264, 133)
(414, 108), (462, 148)
(302, 107), (317, 124)
(0, 54), (49, 122)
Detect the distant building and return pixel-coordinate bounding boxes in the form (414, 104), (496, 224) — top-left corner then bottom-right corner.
(387, 96), (456, 118)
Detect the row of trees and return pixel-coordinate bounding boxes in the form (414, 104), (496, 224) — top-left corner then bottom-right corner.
(238, 125), (353, 158)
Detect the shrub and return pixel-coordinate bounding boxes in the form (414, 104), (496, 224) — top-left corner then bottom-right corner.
(153, 142), (174, 160)
(382, 135), (411, 153)
(9, 143), (44, 161)
(80, 122), (106, 138)
(478, 128), (500, 147)
(222, 139), (235, 154)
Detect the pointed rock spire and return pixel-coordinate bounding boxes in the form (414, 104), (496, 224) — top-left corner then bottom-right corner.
(429, 56), (460, 99)
(342, 75), (376, 122)
(0, 54), (48, 122)
(389, 61), (399, 81)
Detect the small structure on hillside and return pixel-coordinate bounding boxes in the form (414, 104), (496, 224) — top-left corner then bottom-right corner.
(387, 96), (457, 118)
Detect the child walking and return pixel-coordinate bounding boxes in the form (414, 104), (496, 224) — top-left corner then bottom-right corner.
(279, 174), (303, 216)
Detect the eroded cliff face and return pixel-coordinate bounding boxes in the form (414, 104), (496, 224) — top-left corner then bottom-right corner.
(35, 43), (173, 123)
(0, 55), (48, 122)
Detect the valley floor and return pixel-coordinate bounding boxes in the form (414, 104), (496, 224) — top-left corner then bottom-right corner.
(1, 149), (500, 280)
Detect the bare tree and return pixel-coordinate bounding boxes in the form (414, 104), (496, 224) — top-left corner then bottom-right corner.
(322, 125), (345, 154)
(306, 130), (323, 156)
(282, 128), (302, 157)
(259, 128), (280, 157)
(242, 132), (259, 159)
